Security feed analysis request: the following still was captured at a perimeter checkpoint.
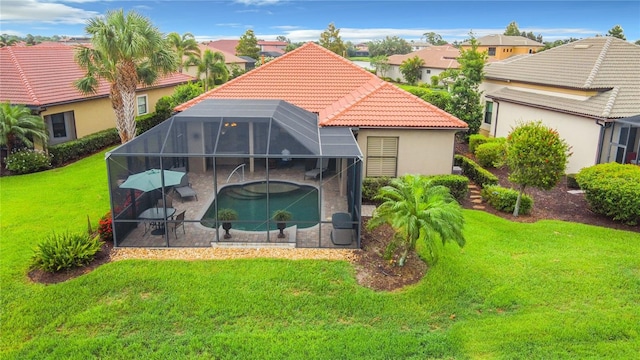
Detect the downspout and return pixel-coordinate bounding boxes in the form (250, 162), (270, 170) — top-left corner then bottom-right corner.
(594, 119), (612, 165)
(492, 100), (500, 138)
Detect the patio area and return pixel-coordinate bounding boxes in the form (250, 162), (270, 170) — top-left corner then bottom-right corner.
(115, 161), (363, 249)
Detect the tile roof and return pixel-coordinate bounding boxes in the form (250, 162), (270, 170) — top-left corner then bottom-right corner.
(465, 34), (544, 47)
(176, 42), (466, 129)
(0, 45), (193, 107)
(200, 44), (246, 64)
(485, 37), (640, 118)
(205, 40), (239, 54)
(387, 45), (460, 69)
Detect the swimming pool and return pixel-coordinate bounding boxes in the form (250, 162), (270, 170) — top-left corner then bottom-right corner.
(201, 180), (319, 231)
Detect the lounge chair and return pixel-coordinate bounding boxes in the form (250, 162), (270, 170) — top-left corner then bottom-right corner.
(174, 174), (198, 202)
(304, 158), (329, 180)
(330, 212), (353, 245)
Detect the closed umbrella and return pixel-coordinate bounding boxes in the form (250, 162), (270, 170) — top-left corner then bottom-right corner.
(119, 169), (185, 192)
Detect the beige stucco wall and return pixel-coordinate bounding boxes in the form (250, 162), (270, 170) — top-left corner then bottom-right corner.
(40, 86), (178, 142)
(357, 128), (458, 176)
(387, 65), (446, 84)
(484, 100), (602, 174)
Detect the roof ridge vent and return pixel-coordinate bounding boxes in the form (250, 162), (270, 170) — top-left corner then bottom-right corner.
(584, 38), (612, 88)
(573, 44), (591, 49)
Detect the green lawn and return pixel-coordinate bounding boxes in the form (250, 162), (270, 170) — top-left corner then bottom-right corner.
(1, 150), (639, 359)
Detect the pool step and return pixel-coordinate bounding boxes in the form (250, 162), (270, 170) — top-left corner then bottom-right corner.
(227, 188), (265, 199)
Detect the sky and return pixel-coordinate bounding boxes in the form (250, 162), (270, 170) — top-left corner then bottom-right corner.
(1, 0), (639, 43)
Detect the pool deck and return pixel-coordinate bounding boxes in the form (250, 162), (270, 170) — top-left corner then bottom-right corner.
(117, 161), (368, 249)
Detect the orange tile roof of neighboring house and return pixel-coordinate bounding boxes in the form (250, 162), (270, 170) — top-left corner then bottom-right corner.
(206, 40), (239, 54)
(176, 42), (467, 129)
(199, 44), (247, 64)
(387, 45), (460, 69)
(0, 45), (193, 107)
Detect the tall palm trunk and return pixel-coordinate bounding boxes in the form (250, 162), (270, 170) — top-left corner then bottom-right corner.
(117, 61), (139, 142)
(109, 85), (127, 143)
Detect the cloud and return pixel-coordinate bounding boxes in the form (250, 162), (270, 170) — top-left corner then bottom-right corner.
(0, 0), (99, 25)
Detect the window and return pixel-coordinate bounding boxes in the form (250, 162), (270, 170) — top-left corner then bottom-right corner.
(425, 69), (431, 74)
(137, 95), (148, 115)
(488, 47), (496, 56)
(484, 101), (493, 125)
(366, 137), (398, 177)
(44, 111), (76, 144)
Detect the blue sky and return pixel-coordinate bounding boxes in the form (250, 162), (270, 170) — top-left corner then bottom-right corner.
(2, 0), (639, 43)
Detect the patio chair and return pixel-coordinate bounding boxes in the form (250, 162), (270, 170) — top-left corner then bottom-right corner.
(157, 197), (173, 209)
(304, 158), (329, 180)
(330, 212), (353, 245)
(174, 174), (198, 202)
(170, 210), (186, 239)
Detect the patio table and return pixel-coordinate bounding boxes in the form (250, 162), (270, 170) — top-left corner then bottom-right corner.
(139, 207), (176, 235)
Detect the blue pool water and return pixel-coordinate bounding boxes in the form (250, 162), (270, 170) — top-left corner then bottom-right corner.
(201, 181), (319, 231)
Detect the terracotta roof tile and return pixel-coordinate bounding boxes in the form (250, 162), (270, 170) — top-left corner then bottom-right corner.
(176, 42), (466, 129)
(0, 45), (193, 107)
(387, 45), (460, 69)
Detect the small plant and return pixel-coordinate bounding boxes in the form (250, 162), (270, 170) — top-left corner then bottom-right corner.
(272, 209), (293, 238)
(5, 149), (52, 174)
(97, 212), (113, 242)
(217, 208), (238, 239)
(481, 185), (533, 215)
(30, 232), (103, 272)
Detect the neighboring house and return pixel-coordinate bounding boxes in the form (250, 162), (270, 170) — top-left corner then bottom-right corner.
(462, 34), (544, 61)
(206, 39), (286, 58)
(386, 45), (460, 83)
(0, 44), (193, 146)
(354, 43), (369, 57)
(183, 44), (249, 79)
(480, 37), (640, 173)
(176, 42), (468, 177)
(409, 41), (432, 51)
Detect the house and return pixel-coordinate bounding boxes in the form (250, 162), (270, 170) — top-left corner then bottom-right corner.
(176, 42), (468, 177)
(0, 44), (193, 146)
(353, 43), (369, 57)
(480, 37), (640, 173)
(409, 41), (432, 51)
(386, 45), (460, 83)
(462, 34), (544, 61)
(182, 44), (249, 79)
(206, 39), (287, 58)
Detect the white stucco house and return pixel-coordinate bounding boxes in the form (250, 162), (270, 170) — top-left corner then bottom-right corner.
(479, 37), (640, 174)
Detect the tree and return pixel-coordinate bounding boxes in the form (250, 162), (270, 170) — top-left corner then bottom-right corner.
(367, 175), (465, 266)
(423, 32), (448, 45)
(167, 32), (201, 73)
(74, 10), (177, 143)
(504, 21), (521, 36)
(0, 35), (17, 47)
(635, 39), (640, 46)
(607, 25), (626, 40)
(236, 29), (260, 59)
(399, 56), (425, 85)
(195, 50), (229, 91)
(370, 55), (390, 77)
(25, 34), (36, 45)
(275, 35), (289, 43)
(367, 36), (412, 57)
(505, 121), (571, 216)
(446, 33), (486, 137)
(285, 42), (304, 52)
(319, 22), (346, 56)
(0, 103), (49, 156)
(254, 56), (275, 67)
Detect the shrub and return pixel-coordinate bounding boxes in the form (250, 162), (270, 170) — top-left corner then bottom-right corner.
(576, 163), (640, 225)
(469, 134), (489, 153)
(430, 75), (439, 87)
(154, 96), (174, 120)
(30, 232), (103, 272)
(420, 91), (451, 111)
(97, 212), (113, 242)
(566, 174), (579, 189)
(454, 155), (499, 188)
(49, 128), (119, 167)
(5, 149), (51, 174)
(362, 177), (392, 203)
(475, 141), (506, 168)
(481, 185), (533, 215)
(426, 174), (469, 202)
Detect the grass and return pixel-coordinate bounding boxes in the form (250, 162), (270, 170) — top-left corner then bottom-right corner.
(348, 56), (371, 62)
(1, 150), (639, 359)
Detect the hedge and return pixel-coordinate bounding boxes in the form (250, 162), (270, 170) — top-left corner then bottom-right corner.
(469, 134), (506, 154)
(48, 112), (168, 167)
(454, 155), (499, 188)
(576, 163), (640, 225)
(362, 177), (392, 203)
(475, 141), (506, 168)
(362, 174), (469, 204)
(481, 185), (533, 215)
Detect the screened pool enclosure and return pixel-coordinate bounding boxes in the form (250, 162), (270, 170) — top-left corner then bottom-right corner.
(106, 99), (363, 248)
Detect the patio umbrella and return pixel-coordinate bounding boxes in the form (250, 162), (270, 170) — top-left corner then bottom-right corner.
(119, 169), (185, 192)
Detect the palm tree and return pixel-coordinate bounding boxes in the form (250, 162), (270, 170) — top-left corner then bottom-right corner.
(367, 174), (465, 266)
(0, 103), (49, 155)
(74, 10), (178, 143)
(194, 50), (229, 92)
(167, 32), (201, 73)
